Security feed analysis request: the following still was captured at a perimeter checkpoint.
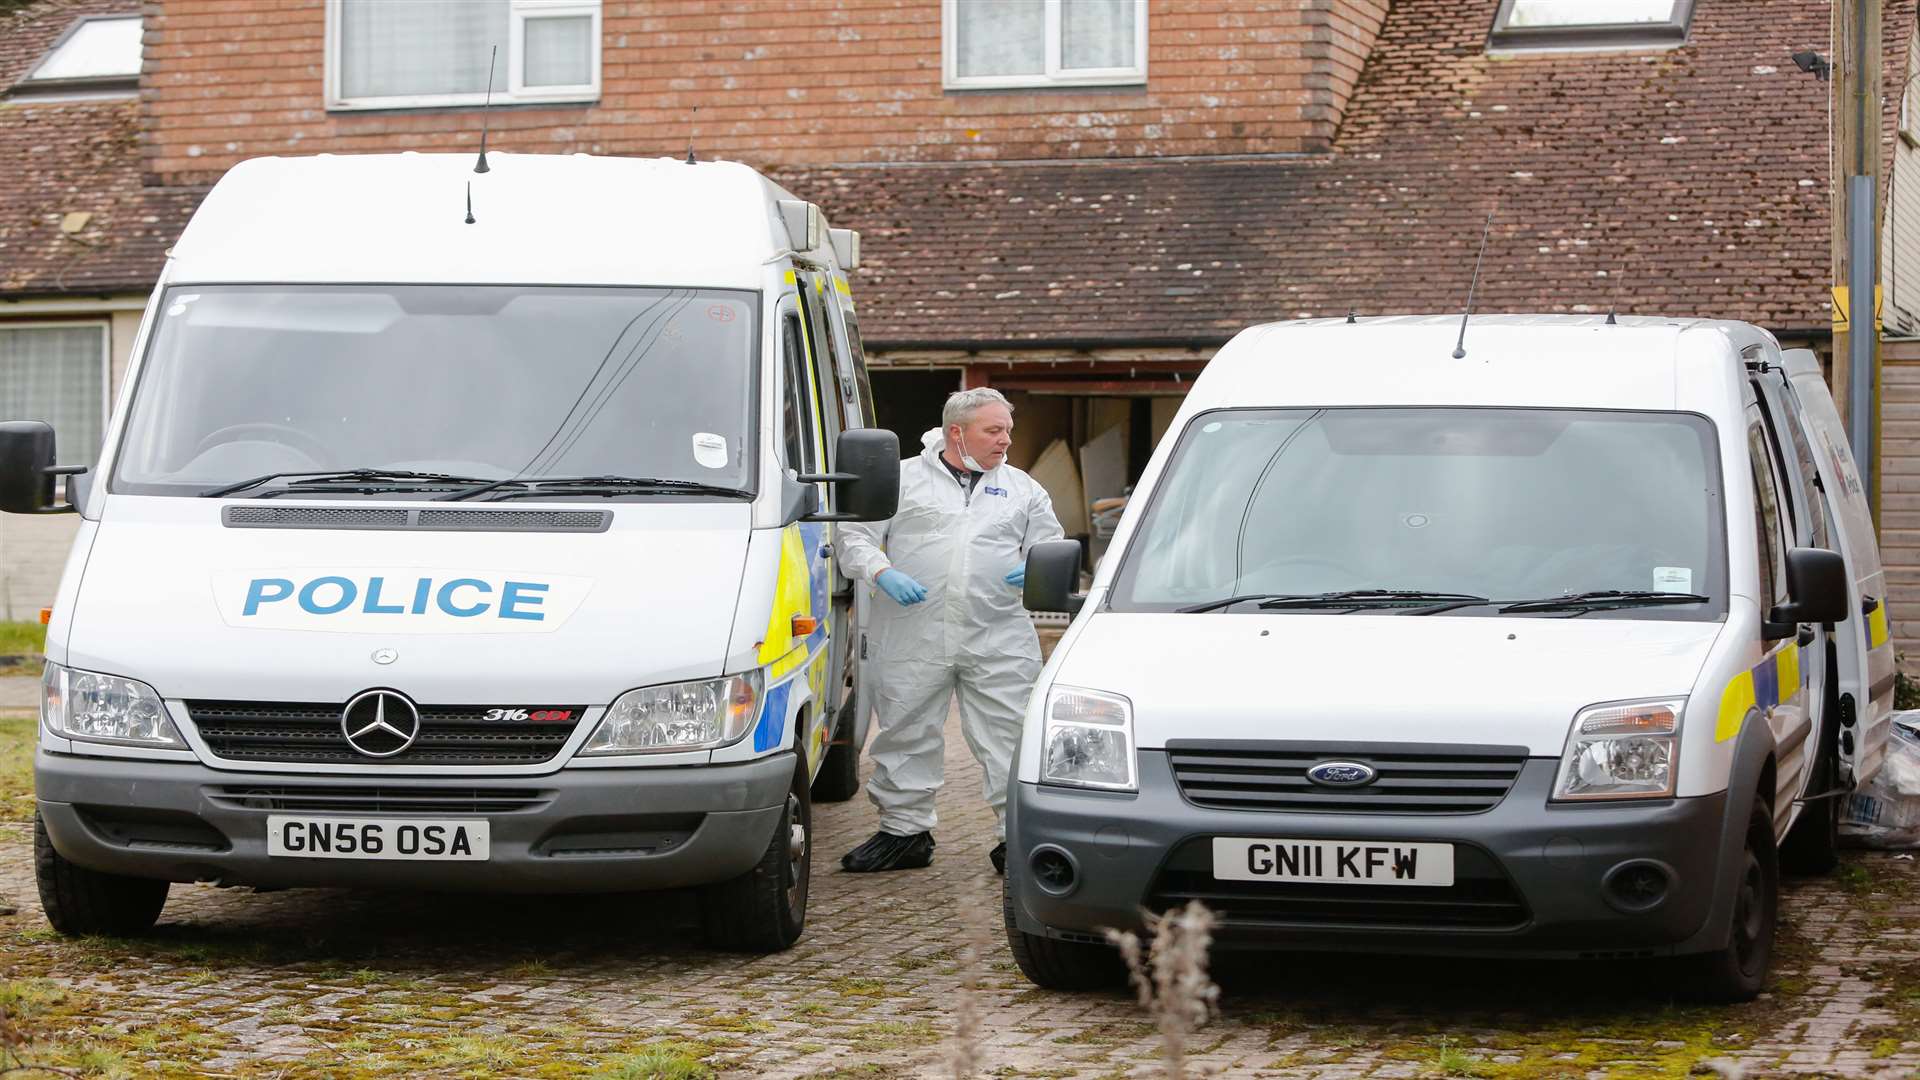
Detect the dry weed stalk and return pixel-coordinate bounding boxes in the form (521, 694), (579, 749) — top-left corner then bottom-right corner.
(1105, 900), (1220, 1080)
(946, 870), (996, 1079)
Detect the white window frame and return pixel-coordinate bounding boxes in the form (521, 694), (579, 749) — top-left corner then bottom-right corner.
(1487, 0), (1693, 54)
(943, 0), (1148, 91)
(0, 321), (111, 470)
(324, 0), (601, 112)
(13, 15), (142, 97)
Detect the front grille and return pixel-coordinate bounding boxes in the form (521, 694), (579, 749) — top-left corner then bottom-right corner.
(208, 785), (552, 814)
(185, 700), (585, 766)
(223, 506), (611, 533)
(1167, 741), (1528, 814)
(1147, 840), (1530, 931)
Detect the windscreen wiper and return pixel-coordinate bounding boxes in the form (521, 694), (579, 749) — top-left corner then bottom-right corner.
(1177, 589), (1488, 614)
(202, 469), (487, 498)
(437, 475), (751, 502)
(1498, 590), (1710, 614)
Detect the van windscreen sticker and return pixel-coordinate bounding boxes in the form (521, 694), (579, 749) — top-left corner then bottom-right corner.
(1653, 566), (1693, 593)
(692, 433), (729, 469)
(211, 569), (593, 634)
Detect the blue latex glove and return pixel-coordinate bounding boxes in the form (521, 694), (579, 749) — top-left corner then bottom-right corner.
(877, 568), (928, 606)
(1005, 566), (1026, 588)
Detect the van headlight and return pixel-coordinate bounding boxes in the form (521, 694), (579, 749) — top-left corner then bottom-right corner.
(1553, 697), (1682, 801)
(580, 671), (763, 755)
(1041, 685), (1136, 791)
(42, 663), (184, 748)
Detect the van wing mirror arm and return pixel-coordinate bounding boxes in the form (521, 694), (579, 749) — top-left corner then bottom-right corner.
(36, 464), (86, 515)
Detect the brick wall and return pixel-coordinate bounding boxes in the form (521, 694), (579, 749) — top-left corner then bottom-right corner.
(140, 0), (1388, 185)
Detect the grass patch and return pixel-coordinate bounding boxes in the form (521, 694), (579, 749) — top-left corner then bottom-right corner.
(0, 716), (36, 822)
(0, 620), (44, 658)
(595, 1044), (715, 1079)
(846, 1019), (940, 1051)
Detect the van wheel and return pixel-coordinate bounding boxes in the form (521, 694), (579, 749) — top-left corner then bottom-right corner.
(811, 698), (862, 803)
(1683, 805), (1777, 1003)
(1002, 872), (1124, 990)
(701, 764), (810, 953)
(34, 813), (168, 937)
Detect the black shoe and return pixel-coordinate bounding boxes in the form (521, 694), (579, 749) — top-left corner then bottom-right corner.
(841, 830), (935, 872)
(990, 842), (1007, 876)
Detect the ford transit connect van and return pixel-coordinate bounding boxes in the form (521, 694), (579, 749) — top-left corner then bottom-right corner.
(2, 152), (896, 953)
(1008, 315), (1895, 1000)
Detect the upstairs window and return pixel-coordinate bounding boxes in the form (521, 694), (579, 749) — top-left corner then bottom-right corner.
(13, 15), (141, 96)
(326, 0), (599, 111)
(944, 0), (1147, 90)
(1488, 0), (1693, 53)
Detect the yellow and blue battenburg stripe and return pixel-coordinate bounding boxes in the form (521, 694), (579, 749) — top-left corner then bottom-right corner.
(1868, 602), (1890, 649)
(1716, 643), (1799, 742)
(751, 522), (832, 752)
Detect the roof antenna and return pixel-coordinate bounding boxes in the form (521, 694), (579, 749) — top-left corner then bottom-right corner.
(1346, 307), (1357, 324)
(473, 45), (498, 174)
(686, 105), (700, 164)
(464, 181), (476, 224)
(1451, 206), (1496, 359)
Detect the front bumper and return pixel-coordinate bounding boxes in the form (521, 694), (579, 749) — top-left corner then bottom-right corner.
(1007, 753), (1729, 959)
(36, 750), (795, 893)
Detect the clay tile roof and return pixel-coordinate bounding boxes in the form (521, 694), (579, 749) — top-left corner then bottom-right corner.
(0, 0), (202, 298)
(776, 0), (1916, 348)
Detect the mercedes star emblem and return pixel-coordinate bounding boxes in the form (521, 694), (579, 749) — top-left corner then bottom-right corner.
(371, 647), (398, 666)
(340, 689), (422, 758)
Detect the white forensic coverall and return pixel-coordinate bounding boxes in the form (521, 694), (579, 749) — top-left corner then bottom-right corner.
(839, 429), (1065, 838)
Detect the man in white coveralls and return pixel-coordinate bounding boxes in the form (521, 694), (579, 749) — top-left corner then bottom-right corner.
(837, 388), (1065, 873)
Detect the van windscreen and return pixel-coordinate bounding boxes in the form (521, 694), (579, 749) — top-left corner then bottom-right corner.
(111, 285), (758, 497)
(1110, 407), (1727, 618)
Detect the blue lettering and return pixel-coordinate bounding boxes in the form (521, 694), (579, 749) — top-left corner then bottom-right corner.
(499, 581), (549, 621)
(243, 578), (294, 616)
(362, 576), (405, 615)
(411, 577), (432, 614)
(437, 578), (492, 617)
(298, 576), (356, 615)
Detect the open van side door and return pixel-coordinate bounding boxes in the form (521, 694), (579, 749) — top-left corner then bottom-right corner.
(1777, 348), (1897, 786)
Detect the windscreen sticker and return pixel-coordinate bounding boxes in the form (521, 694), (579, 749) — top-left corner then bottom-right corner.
(211, 569), (593, 634)
(1653, 566), (1693, 593)
(692, 433), (729, 469)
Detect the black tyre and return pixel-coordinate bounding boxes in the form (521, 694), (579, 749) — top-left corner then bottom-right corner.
(701, 763), (810, 953)
(1002, 870), (1125, 990)
(34, 813), (168, 937)
(810, 698), (862, 804)
(1781, 659), (1842, 876)
(1683, 805), (1777, 1003)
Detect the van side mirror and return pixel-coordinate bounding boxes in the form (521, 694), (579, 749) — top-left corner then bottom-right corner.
(1764, 547), (1850, 637)
(0, 421), (81, 515)
(1023, 539), (1086, 614)
(800, 428), (900, 523)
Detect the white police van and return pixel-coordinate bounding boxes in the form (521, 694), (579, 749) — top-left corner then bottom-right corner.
(2, 151), (896, 952)
(1011, 315), (1896, 1000)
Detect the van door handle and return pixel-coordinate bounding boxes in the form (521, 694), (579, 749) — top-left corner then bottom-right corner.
(1797, 625), (1816, 647)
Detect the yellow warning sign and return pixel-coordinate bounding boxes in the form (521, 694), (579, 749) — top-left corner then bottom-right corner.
(1831, 285), (1885, 332)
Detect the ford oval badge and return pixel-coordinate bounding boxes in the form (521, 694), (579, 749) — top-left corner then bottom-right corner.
(1306, 761), (1377, 787)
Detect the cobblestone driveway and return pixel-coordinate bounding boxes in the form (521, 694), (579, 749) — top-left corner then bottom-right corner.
(0, 705), (1915, 1078)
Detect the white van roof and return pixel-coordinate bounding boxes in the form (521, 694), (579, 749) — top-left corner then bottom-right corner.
(166, 152), (803, 289)
(1187, 314), (1747, 413)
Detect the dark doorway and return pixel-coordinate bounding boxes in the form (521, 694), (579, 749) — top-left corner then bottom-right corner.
(869, 369), (961, 460)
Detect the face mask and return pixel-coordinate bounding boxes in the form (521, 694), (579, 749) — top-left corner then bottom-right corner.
(951, 426), (986, 473)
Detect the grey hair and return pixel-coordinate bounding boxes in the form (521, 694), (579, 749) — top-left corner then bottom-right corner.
(943, 387), (1012, 430)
